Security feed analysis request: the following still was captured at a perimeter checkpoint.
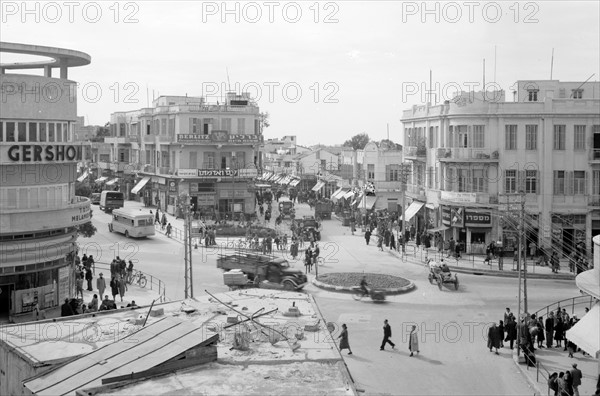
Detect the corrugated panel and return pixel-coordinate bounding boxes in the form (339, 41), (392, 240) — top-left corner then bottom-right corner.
(24, 317), (217, 396)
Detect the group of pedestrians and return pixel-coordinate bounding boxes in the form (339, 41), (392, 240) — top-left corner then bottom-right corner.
(337, 320), (419, 357)
(304, 242), (320, 273)
(548, 364), (583, 396)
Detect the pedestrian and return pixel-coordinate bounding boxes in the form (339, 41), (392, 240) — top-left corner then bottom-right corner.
(447, 237), (455, 258)
(377, 235), (383, 251)
(505, 314), (517, 349)
(557, 372), (568, 396)
(85, 267), (93, 291)
(61, 298), (74, 317)
(454, 241), (461, 260)
(161, 213), (167, 230)
(548, 372), (559, 396)
(75, 274), (84, 299)
(96, 273), (106, 299)
(338, 324), (353, 355)
(110, 276), (119, 301)
(554, 317), (564, 348)
(537, 316), (545, 348)
(166, 223), (172, 238)
(118, 275), (126, 302)
(365, 229), (371, 245)
(304, 248), (312, 274)
(570, 363), (583, 396)
(390, 232), (396, 251)
(498, 320), (505, 347)
(564, 371), (574, 396)
(380, 319), (395, 350)
(487, 322), (501, 354)
(88, 294), (99, 312)
(546, 312), (555, 348)
(409, 325), (419, 356)
(503, 307), (512, 324)
(127, 261), (134, 284)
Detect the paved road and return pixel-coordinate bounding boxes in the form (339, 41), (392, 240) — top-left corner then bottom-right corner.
(84, 201), (581, 395)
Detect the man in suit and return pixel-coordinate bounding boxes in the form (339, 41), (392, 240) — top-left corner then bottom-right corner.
(571, 363), (583, 396)
(380, 319), (395, 350)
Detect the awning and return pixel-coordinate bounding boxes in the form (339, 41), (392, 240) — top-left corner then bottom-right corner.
(311, 181), (326, 192)
(95, 176), (108, 183)
(359, 195), (377, 209)
(289, 178), (301, 187)
(400, 201), (425, 221)
(280, 175), (292, 185)
(105, 178), (119, 186)
(131, 176), (151, 194)
(331, 187), (343, 200)
(255, 183), (271, 188)
(77, 171), (89, 183)
(565, 302), (599, 356)
(427, 226), (449, 233)
(425, 203), (435, 210)
(343, 190), (355, 199)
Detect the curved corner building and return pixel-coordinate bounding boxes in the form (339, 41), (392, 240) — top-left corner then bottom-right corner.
(0, 42), (92, 321)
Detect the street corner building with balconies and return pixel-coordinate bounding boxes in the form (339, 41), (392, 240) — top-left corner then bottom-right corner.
(102, 93), (264, 220)
(0, 42), (92, 322)
(400, 80), (600, 257)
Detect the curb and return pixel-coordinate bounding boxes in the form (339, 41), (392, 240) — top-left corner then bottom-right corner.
(511, 351), (544, 396)
(311, 278), (416, 295)
(446, 266), (576, 280)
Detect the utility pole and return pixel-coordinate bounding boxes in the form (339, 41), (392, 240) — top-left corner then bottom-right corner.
(520, 190), (527, 314)
(400, 162), (411, 253)
(180, 193), (193, 298)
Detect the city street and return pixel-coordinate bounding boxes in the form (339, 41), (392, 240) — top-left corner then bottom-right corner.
(83, 200), (581, 395)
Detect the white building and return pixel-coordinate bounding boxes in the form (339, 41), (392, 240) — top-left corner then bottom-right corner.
(401, 80), (600, 255)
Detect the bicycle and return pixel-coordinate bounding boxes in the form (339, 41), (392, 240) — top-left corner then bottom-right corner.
(130, 270), (147, 288)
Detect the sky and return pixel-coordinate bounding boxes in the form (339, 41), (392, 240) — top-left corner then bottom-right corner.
(2, 1), (599, 146)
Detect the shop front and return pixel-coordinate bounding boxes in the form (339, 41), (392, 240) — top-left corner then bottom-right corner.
(551, 213), (587, 257)
(441, 206), (493, 254)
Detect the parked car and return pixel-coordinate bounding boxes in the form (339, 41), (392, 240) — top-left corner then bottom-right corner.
(90, 193), (101, 205)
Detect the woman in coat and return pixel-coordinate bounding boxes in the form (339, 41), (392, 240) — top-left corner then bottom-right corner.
(487, 322), (501, 354)
(338, 324), (352, 355)
(536, 316), (545, 348)
(554, 317), (565, 347)
(505, 316), (517, 349)
(110, 277), (119, 301)
(545, 313), (555, 348)
(117, 275), (126, 302)
(409, 325), (419, 357)
(498, 320), (505, 348)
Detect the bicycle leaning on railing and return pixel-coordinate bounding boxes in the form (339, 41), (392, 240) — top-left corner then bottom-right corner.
(127, 269), (148, 288)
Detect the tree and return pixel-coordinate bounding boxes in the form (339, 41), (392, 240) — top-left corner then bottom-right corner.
(343, 133), (370, 150)
(259, 112), (270, 133)
(379, 139), (402, 150)
(76, 209), (97, 238)
(75, 181), (92, 197)
(90, 123), (111, 142)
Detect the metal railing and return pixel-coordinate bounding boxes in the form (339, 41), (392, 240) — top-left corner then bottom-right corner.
(532, 295), (596, 318)
(90, 261), (167, 303)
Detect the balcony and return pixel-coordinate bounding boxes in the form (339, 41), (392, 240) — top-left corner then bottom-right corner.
(404, 146), (427, 161)
(374, 180), (404, 191)
(104, 135), (139, 145)
(438, 148), (499, 162)
(440, 190), (498, 205)
(589, 149), (600, 163)
(589, 195), (600, 207)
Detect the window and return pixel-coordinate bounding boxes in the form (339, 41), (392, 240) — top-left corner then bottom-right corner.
(527, 90), (538, 102)
(190, 118), (199, 134)
(573, 171), (586, 195)
(222, 118), (231, 133)
(472, 125), (485, 148)
(56, 123), (62, 142)
(237, 118), (245, 134)
(427, 166), (433, 188)
(6, 122), (15, 141)
(38, 123), (46, 142)
(18, 122), (26, 142)
(525, 125), (537, 150)
(574, 125), (586, 150)
(367, 164), (375, 180)
(145, 150), (151, 164)
(594, 170), (600, 195)
(161, 119), (167, 135)
(553, 125), (566, 150)
(119, 123), (126, 137)
(456, 125), (468, 148)
(169, 118), (175, 135)
(205, 152), (215, 169)
(458, 169), (469, 192)
(472, 169), (486, 192)
(387, 165), (400, 182)
(188, 152), (197, 168)
(49, 123), (55, 141)
(525, 170), (537, 194)
(505, 170), (517, 193)
(505, 125), (517, 150)
(553, 171), (565, 195)
(99, 154), (110, 162)
(0, 122), (3, 142)
(572, 89), (583, 99)
(28, 123), (37, 142)
(428, 127), (434, 149)
(203, 119), (211, 135)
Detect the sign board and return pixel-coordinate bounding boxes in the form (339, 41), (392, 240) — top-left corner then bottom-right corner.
(441, 191), (477, 203)
(198, 169), (238, 177)
(1, 144), (83, 164)
(442, 206), (451, 226)
(58, 266), (70, 303)
(168, 180), (177, 192)
(177, 169), (198, 177)
(177, 133), (260, 144)
(450, 207), (464, 227)
(196, 193), (215, 206)
(464, 210), (491, 227)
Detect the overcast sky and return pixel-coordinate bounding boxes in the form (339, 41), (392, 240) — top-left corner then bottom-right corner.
(2, 1), (599, 146)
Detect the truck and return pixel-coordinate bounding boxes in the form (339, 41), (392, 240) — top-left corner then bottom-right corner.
(298, 216), (322, 241)
(216, 253), (308, 291)
(314, 200), (333, 220)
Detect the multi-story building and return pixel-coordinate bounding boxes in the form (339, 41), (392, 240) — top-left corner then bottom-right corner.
(401, 80), (600, 255)
(0, 42), (92, 320)
(359, 141), (405, 211)
(106, 93), (262, 218)
(262, 135), (308, 175)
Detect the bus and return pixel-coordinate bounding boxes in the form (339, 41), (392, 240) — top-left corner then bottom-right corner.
(109, 209), (155, 238)
(100, 191), (124, 212)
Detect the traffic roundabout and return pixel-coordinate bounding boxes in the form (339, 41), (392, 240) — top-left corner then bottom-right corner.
(312, 272), (415, 295)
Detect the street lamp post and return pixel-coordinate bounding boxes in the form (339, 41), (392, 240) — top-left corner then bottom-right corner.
(515, 190), (527, 357)
(180, 193), (194, 299)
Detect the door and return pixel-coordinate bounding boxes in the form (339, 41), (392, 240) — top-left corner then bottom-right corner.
(562, 228), (574, 257)
(0, 284), (14, 320)
(190, 196), (198, 212)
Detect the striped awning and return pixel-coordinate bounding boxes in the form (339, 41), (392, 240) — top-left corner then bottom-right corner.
(289, 178), (301, 187)
(359, 195), (378, 209)
(331, 187), (344, 200)
(77, 171), (89, 183)
(131, 176), (151, 194)
(95, 176), (108, 183)
(343, 190), (355, 199)
(311, 181), (326, 192)
(105, 178), (119, 186)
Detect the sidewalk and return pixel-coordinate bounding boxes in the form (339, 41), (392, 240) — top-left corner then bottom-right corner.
(331, 217), (576, 280)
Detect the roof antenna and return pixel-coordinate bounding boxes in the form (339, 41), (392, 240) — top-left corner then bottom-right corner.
(550, 48), (554, 80)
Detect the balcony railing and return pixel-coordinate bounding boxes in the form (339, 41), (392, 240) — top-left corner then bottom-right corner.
(437, 147), (499, 161)
(589, 195), (600, 206)
(404, 146), (427, 158)
(590, 149), (600, 161)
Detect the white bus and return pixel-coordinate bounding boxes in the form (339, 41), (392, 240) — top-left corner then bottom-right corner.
(109, 209), (155, 238)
